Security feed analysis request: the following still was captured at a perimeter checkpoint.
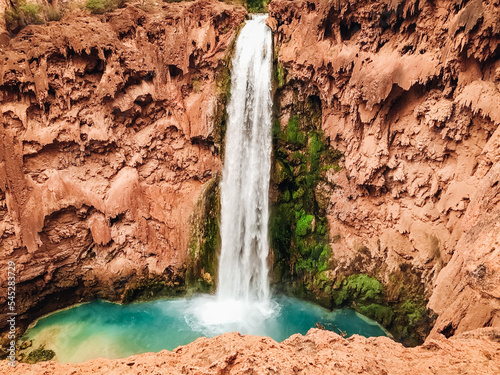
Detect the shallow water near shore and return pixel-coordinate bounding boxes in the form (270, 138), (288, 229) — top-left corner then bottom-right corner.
(22, 295), (387, 364)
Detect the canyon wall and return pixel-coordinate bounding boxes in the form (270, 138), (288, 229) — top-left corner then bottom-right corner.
(0, 0), (246, 339)
(0, 0), (499, 356)
(268, 0), (499, 342)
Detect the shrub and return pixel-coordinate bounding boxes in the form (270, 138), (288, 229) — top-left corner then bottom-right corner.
(246, 0), (267, 13)
(4, 1), (63, 33)
(85, 0), (125, 14)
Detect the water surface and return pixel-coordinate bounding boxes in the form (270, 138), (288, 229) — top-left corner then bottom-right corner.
(23, 295), (387, 363)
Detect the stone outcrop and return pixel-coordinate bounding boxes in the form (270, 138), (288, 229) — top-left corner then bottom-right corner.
(2, 328), (500, 374)
(0, 0), (246, 339)
(268, 0), (500, 340)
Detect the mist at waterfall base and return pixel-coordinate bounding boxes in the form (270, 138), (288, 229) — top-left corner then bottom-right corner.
(23, 297), (387, 363)
(21, 16), (387, 364)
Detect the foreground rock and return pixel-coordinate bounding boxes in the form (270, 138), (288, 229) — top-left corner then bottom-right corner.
(1, 328), (500, 374)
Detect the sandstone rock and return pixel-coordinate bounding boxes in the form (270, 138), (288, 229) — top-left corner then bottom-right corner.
(0, 0), (246, 337)
(269, 0), (500, 337)
(1, 328), (499, 374)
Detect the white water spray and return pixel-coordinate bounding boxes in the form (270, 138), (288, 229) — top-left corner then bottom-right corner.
(217, 14), (273, 303)
(184, 15), (275, 332)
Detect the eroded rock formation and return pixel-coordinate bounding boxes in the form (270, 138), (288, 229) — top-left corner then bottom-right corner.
(268, 0), (500, 341)
(0, 0), (246, 339)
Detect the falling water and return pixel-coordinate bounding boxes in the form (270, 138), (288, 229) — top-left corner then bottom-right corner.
(217, 14), (273, 303)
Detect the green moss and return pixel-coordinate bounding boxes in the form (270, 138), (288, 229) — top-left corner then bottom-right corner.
(186, 177), (221, 293)
(308, 132), (323, 173)
(85, 0), (125, 14)
(270, 94), (341, 299)
(400, 299), (427, 326)
(285, 116), (306, 146)
(24, 345), (55, 364)
(334, 274), (383, 305)
(122, 277), (183, 303)
(274, 62), (286, 88)
(359, 304), (394, 327)
(292, 186), (305, 200)
(295, 214), (314, 237)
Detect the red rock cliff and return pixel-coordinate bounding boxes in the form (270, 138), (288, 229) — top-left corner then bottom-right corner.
(0, 0), (246, 336)
(268, 0), (500, 339)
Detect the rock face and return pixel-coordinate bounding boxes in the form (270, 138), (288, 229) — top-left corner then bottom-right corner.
(268, 0), (500, 340)
(1, 0), (499, 369)
(1, 328), (500, 374)
(0, 0), (246, 338)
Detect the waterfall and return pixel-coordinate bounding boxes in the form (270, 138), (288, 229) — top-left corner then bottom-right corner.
(217, 14), (273, 303)
(184, 15), (275, 334)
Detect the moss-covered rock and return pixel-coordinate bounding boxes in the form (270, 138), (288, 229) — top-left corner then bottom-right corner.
(270, 66), (434, 346)
(24, 345), (55, 364)
(122, 275), (186, 303)
(334, 274), (383, 305)
(269, 92), (342, 308)
(186, 177), (221, 293)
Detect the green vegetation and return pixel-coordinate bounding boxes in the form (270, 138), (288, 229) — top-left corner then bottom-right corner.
(4, 1), (62, 33)
(246, 0), (268, 13)
(122, 277), (185, 303)
(316, 272), (433, 345)
(274, 62), (286, 88)
(85, 0), (126, 14)
(24, 345), (55, 364)
(358, 303), (394, 327)
(186, 177), (221, 293)
(212, 20), (245, 155)
(270, 95), (342, 300)
(334, 274), (383, 305)
(270, 78), (433, 344)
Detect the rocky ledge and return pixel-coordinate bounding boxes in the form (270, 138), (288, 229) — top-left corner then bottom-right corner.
(1, 328), (500, 374)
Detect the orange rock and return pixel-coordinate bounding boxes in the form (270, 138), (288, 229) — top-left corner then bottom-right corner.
(1, 328), (499, 374)
(0, 0), (246, 337)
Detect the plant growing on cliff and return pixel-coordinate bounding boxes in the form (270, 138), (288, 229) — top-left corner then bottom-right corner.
(246, 0), (268, 13)
(85, 0), (126, 14)
(334, 274), (383, 305)
(4, 1), (62, 33)
(270, 96), (342, 296)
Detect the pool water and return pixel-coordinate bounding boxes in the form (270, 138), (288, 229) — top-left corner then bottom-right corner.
(23, 295), (387, 363)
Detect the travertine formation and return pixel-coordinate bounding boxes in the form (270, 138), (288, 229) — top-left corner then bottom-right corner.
(0, 0), (245, 336)
(268, 0), (500, 338)
(1, 328), (500, 374)
(0, 0), (499, 370)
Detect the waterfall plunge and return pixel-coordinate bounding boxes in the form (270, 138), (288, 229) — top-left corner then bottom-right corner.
(217, 14), (273, 303)
(185, 15), (276, 332)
